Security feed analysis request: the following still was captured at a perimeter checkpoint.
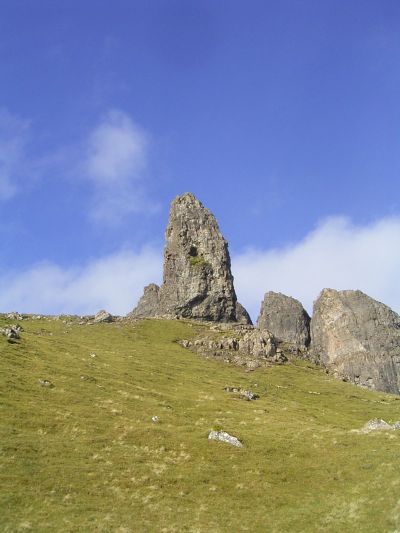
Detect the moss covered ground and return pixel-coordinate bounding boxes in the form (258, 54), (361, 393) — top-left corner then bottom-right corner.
(1, 315), (400, 532)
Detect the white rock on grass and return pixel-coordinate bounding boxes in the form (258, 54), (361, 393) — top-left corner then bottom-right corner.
(361, 419), (394, 432)
(93, 310), (113, 323)
(208, 430), (243, 447)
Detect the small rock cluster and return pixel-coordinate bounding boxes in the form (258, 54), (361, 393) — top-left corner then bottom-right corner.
(224, 387), (259, 400)
(359, 419), (400, 433)
(180, 327), (287, 369)
(1, 324), (22, 340)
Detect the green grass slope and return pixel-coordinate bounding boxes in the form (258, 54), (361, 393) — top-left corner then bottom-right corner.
(1, 316), (400, 532)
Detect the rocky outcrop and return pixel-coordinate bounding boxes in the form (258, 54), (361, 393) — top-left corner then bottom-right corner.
(310, 289), (400, 394)
(94, 310), (113, 323)
(235, 302), (253, 325)
(129, 284), (160, 319)
(180, 326), (287, 369)
(130, 193), (251, 323)
(256, 292), (310, 351)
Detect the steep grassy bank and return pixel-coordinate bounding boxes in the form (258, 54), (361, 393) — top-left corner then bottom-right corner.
(1, 316), (400, 532)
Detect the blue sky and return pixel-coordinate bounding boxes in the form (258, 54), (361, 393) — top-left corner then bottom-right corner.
(1, 0), (400, 319)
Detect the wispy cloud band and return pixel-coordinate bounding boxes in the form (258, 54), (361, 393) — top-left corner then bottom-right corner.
(1, 216), (399, 319)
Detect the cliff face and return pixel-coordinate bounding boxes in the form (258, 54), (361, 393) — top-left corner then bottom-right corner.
(256, 291), (310, 351)
(130, 193), (251, 323)
(310, 289), (400, 394)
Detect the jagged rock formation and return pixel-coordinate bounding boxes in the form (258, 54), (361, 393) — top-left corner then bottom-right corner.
(130, 193), (251, 323)
(256, 291), (310, 352)
(310, 289), (400, 394)
(130, 284), (160, 319)
(235, 302), (253, 325)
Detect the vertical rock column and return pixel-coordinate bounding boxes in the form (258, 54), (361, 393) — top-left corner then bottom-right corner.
(130, 192), (251, 324)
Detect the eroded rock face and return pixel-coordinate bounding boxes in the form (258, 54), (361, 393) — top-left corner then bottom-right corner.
(130, 193), (251, 323)
(129, 284), (160, 319)
(310, 289), (400, 394)
(256, 292), (310, 351)
(235, 302), (253, 325)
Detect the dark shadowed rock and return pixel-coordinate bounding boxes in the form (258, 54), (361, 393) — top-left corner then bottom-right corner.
(235, 302), (253, 325)
(130, 193), (251, 323)
(129, 284), (160, 319)
(310, 289), (400, 394)
(256, 292), (310, 351)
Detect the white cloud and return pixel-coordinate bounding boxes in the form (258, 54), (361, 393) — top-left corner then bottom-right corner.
(232, 216), (400, 321)
(0, 109), (30, 200)
(1, 216), (399, 320)
(0, 247), (162, 316)
(84, 110), (156, 224)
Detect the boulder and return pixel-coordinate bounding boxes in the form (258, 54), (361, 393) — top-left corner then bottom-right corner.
(256, 291), (310, 350)
(208, 430), (243, 447)
(93, 310), (113, 323)
(310, 289), (400, 394)
(361, 419), (393, 432)
(130, 193), (251, 323)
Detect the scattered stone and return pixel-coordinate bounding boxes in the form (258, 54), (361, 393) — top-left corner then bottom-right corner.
(38, 379), (54, 388)
(310, 289), (400, 394)
(360, 419), (395, 433)
(129, 193), (251, 323)
(1, 326), (21, 340)
(6, 311), (24, 320)
(208, 430), (243, 447)
(256, 291), (310, 351)
(224, 387), (259, 400)
(93, 310), (113, 323)
(80, 375), (97, 383)
(151, 416), (159, 423)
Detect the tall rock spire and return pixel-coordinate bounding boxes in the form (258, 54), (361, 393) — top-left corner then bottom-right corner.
(130, 192), (251, 323)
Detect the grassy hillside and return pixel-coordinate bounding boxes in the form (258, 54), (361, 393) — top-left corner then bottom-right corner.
(1, 315), (400, 532)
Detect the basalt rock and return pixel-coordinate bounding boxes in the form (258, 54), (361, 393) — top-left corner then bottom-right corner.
(130, 193), (251, 323)
(256, 292), (310, 351)
(235, 302), (253, 325)
(130, 283), (160, 319)
(310, 289), (400, 394)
